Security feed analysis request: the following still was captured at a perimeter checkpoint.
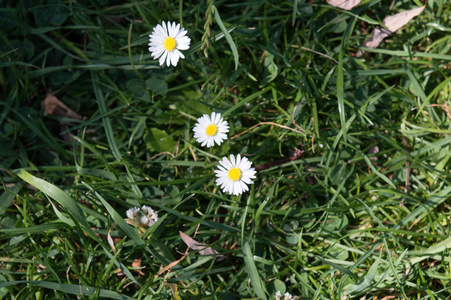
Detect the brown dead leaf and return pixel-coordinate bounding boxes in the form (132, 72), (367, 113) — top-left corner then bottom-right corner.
(132, 259), (145, 275)
(179, 231), (223, 257)
(44, 94), (83, 120)
(327, 0), (360, 10)
(383, 6), (425, 33)
(357, 5), (425, 57)
(107, 223), (117, 254)
(155, 255), (187, 277)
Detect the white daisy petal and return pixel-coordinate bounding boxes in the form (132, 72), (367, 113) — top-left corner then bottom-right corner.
(214, 154), (257, 196)
(155, 24), (166, 36)
(162, 22), (168, 34)
(175, 29), (187, 40)
(174, 23), (181, 35)
(220, 157), (232, 170)
(170, 51), (179, 66)
(213, 135), (223, 145)
(150, 47), (165, 59)
(216, 165), (228, 173)
(175, 49), (185, 59)
(159, 51), (168, 66)
(217, 133), (228, 141)
(212, 112), (219, 124)
(239, 180), (248, 193)
(207, 138), (213, 148)
(225, 180), (233, 194)
(235, 154), (242, 169)
(233, 181), (242, 195)
(229, 154), (236, 166)
(192, 112), (229, 148)
(148, 21), (190, 67)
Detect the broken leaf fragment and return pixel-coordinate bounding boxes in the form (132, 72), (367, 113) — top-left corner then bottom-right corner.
(357, 5), (425, 57)
(44, 94), (83, 120)
(327, 0), (360, 10)
(179, 231), (224, 258)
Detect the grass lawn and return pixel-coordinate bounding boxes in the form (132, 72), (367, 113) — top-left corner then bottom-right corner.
(1, 0), (451, 299)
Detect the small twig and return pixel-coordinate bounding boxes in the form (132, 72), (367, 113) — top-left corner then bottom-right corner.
(411, 104), (451, 120)
(150, 152), (175, 160)
(295, 46), (344, 70)
(230, 122), (306, 140)
(155, 225), (202, 278)
(291, 102), (306, 132)
(254, 149), (304, 171)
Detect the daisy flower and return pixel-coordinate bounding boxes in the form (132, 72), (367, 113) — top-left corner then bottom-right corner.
(193, 112), (229, 148)
(214, 154), (256, 196)
(148, 21), (191, 67)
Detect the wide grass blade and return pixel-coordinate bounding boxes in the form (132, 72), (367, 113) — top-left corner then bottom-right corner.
(242, 242), (266, 298)
(91, 72), (122, 162)
(0, 281), (134, 299)
(16, 170), (138, 284)
(336, 16), (357, 143)
(213, 6), (239, 70)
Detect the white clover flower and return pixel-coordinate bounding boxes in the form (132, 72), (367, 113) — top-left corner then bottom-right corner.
(284, 292), (293, 300)
(143, 206), (159, 226)
(141, 205), (151, 213)
(214, 154), (256, 196)
(148, 21), (190, 67)
(141, 215), (149, 225)
(275, 291), (283, 300)
(126, 205), (158, 227)
(126, 207), (140, 219)
(193, 112), (229, 148)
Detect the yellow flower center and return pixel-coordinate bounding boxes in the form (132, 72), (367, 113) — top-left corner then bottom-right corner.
(163, 37), (177, 51)
(205, 124), (218, 136)
(228, 167), (242, 181)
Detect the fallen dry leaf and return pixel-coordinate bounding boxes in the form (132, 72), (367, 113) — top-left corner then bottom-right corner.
(132, 259), (145, 275)
(155, 255), (187, 277)
(179, 231), (223, 257)
(107, 223), (117, 254)
(327, 0), (360, 10)
(44, 94), (83, 120)
(383, 6), (425, 32)
(357, 5), (425, 57)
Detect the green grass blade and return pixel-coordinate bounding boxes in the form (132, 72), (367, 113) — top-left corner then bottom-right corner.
(336, 16), (357, 143)
(91, 72), (122, 162)
(16, 170), (138, 284)
(0, 281), (134, 299)
(394, 186), (451, 230)
(337, 49), (346, 142)
(363, 155), (396, 189)
(242, 241), (266, 298)
(405, 67), (427, 103)
(222, 86), (271, 117)
(361, 48), (451, 60)
(213, 6), (239, 70)
(82, 182), (172, 265)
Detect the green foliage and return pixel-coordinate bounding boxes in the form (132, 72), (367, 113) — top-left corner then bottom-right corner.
(1, 0), (451, 299)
